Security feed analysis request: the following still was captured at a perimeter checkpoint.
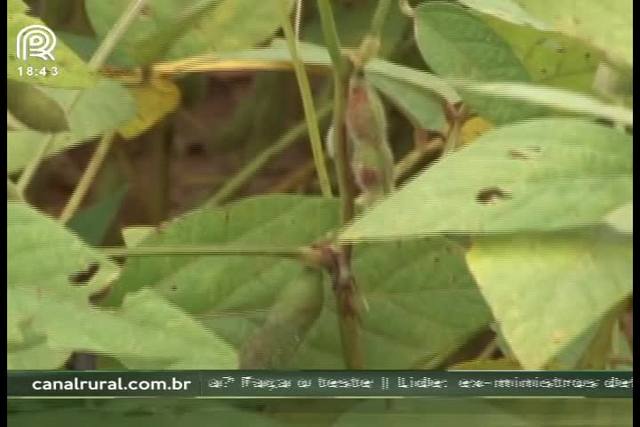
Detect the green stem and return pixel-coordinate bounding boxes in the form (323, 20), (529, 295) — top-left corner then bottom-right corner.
(370, 0), (394, 39)
(398, 0), (415, 17)
(59, 133), (116, 223)
(88, 0), (148, 69)
(317, 0), (347, 76)
(317, 0), (363, 369)
(352, 0), (394, 69)
(100, 244), (329, 269)
(100, 245), (304, 258)
(209, 103), (332, 206)
(317, 0), (354, 225)
(16, 0), (148, 195)
(279, 0), (333, 198)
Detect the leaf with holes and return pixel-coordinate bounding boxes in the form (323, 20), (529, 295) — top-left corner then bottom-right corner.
(106, 195), (340, 366)
(466, 231), (632, 369)
(484, 16), (604, 94)
(515, 0), (632, 66)
(414, 2), (544, 124)
(109, 196), (489, 369)
(341, 119), (632, 241)
(8, 201), (236, 369)
(8, 201), (118, 367)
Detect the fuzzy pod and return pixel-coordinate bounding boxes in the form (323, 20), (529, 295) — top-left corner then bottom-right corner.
(239, 268), (324, 369)
(346, 74), (394, 205)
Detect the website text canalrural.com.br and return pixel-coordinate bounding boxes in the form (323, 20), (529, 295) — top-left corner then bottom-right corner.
(30, 377), (193, 392)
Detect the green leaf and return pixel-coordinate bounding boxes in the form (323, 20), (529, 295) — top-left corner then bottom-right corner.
(466, 231), (632, 369)
(7, 179), (21, 201)
(8, 201), (119, 300)
(122, 226), (156, 247)
(8, 129), (56, 175)
(8, 0), (28, 15)
(107, 195), (340, 306)
(67, 185), (129, 246)
(217, 40), (460, 103)
(110, 195), (488, 369)
(452, 80), (633, 126)
(414, 2), (543, 123)
(7, 79), (136, 174)
(7, 80), (69, 133)
(131, 0), (223, 66)
(8, 200), (119, 368)
(43, 78), (136, 141)
(7, 13), (97, 88)
(86, 0), (292, 65)
(303, 0), (408, 56)
(365, 72), (446, 132)
(592, 62), (633, 107)
(292, 239), (492, 369)
(457, 0), (549, 29)
(515, 0), (632, 66)
(485, 16), (604, 93)
(56, 32), (133, 68)
(240, 268), (325, 368)
(107, 195), (340, 367)
(605, 202), (633, 234)
(8, 201), (235, 369)
(341, 119), (632, 241)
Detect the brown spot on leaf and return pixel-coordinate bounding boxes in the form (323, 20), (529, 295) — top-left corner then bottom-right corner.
(476, 187), (511, 204)
(508, 149), (529, 160)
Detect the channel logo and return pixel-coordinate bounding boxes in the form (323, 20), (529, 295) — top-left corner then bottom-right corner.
(16, 24), (57, 61)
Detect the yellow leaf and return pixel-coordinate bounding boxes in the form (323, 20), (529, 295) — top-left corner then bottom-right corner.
(118, 78), (181, 139)
(460, 116), (493, 146)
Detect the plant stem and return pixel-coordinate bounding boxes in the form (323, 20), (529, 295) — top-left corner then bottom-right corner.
(370, 0), (394, 40)
(393, 139), (439, 183)
(317, 0), (363, 369)
(17, 0), (148, 196)
(59, 133), (116, 223)
(317, 0), (354, 225)
(209, 103), (332, 206)
(100, 244), (329, 269)
(279, 0), (333, 198)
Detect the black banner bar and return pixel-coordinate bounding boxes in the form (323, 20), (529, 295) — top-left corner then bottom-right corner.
(7, 371), (633, 398)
